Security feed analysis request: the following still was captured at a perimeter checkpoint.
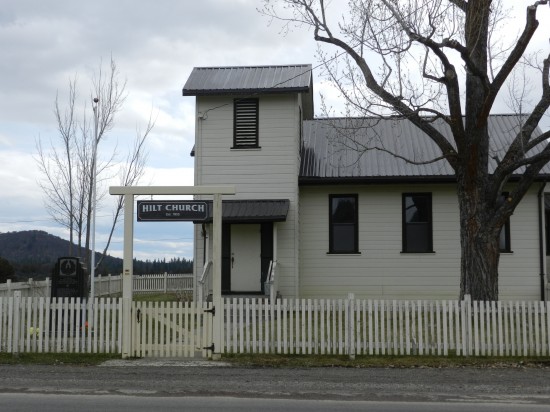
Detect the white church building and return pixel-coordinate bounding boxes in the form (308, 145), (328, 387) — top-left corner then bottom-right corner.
(182, 64), (550, 302)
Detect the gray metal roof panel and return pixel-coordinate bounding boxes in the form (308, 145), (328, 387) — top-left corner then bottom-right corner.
(199, 199), (290, 223)
(300, 115), (549, 181)
(182, 65), (312, 96)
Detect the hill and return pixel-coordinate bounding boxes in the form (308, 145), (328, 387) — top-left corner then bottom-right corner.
(0, 230), (192, 281)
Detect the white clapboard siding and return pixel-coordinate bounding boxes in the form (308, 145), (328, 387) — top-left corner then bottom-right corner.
(194, 94), (301, 298)
(0, 296), (122, 354)
(222, 296), (550, 357)
(299, 185), (542, 301)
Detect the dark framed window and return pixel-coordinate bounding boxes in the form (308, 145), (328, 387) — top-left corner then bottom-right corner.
(329, 194), (358, 254)
(499, 193), (512, 252)
(402, 193), (433, 253)
(499, 220), (511, 252)
(233, 98), (259, 148)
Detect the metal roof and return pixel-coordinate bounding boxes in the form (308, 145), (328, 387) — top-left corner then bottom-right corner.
(300, 115), (550, 183)
(198, 199), (290, 223)
(182, 65), (313, 96)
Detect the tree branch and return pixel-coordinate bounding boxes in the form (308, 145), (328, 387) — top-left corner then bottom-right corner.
(449, 0), (468, 12)
(481, 2), (547, 119)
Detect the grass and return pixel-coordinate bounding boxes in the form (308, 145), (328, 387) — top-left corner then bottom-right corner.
(0, 352), (120, 366)
(1, 351), (549, 368)
(132, 293), (182, 302)
(221, 353), (550, 368)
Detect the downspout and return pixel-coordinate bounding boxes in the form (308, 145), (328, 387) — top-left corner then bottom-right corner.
(538, 182), (547, 301)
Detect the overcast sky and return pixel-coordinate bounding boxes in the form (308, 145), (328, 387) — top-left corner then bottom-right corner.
(0, 0), (322, 263)
(0, 0), (549, 264)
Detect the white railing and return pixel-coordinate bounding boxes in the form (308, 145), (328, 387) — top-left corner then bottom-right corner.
(197, 261), (212, 302)
(222, 295), (550, 358)
(0, 278), (52, 299)
(133, 273), (193, 295)
(0, 294), (122, 354)
(0, 273), (193, 298)
(264, 260), (277, 301)
(95, 274), (122, 297)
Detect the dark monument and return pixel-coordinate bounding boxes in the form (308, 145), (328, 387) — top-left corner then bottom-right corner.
(51, 257), (89, 299)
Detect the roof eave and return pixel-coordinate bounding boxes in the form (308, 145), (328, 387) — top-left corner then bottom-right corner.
(182, 87), (310, 97)
(299, 174), (550, 185)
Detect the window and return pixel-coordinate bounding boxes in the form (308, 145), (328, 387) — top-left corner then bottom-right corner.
(499, 220), (511, 252)
(329, 194), (358, 254)
(233, 98), (259, 148)
(402, 193), (433, 253)
(499, 193), (512, 252)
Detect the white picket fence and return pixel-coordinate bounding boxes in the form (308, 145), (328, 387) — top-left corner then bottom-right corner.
(222, 295), (550, 357)
(0, 278), (52, 298)
(0, 273), (194, 298)
(133, 273), (194, 295)
(2, 294), (550, 357)
(0, 295), (122, 354)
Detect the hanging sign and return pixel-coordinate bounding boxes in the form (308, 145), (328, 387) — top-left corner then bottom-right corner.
(137, 200), (208, 222)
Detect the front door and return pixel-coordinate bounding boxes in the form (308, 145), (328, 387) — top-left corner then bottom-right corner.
(231, 224), (261, 292)
(222, 224), (269, 293)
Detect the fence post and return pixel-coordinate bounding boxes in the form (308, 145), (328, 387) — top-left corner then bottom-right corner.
(464, 294), (472, 356)
(45, 277), (51, 298)
(97, 275), (102, 297)
(108, 274), (112, 296)
(6, 279), (11, 297)
(13, 291), (21, 355)
(164, 272), (168, 294)
(27, 278), (33, 298)
(348, 293), (356, 360)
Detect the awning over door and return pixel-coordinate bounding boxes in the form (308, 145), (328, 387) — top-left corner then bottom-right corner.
(196, 199), (290, 223)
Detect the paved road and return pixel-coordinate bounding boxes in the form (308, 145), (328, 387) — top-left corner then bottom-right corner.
(0, 359), (548, 409)
(1, 393), (550, 412)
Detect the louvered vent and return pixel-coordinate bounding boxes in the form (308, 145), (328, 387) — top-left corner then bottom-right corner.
(233, 98), (259, 148)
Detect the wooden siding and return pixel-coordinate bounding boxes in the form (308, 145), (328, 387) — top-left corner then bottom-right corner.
(190, 94), (546, 302)
(193, 94), (302, 297)
(299, 184), (542, 301)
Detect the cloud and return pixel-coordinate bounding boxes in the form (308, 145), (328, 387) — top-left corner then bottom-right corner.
(1, 0), (548, 265)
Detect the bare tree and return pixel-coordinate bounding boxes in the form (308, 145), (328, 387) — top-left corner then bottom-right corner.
(261, 0), (550, 300)
(36, 58), (152, 270)
(95, 116), (153, 269)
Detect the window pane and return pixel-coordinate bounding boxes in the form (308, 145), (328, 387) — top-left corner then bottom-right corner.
(405, 195), (430, 223)
(332, 224), (356, 252)
(331, 197), (356, 223)
(499, 224), (510, 251)
(406, 224), (430, 252)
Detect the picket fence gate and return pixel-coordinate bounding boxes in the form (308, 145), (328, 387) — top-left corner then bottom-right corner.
(130, 300), (213, 358)
(2, 294), (550, 358)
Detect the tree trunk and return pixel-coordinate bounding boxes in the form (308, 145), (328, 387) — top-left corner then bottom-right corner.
(458, 194), (501, 301)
